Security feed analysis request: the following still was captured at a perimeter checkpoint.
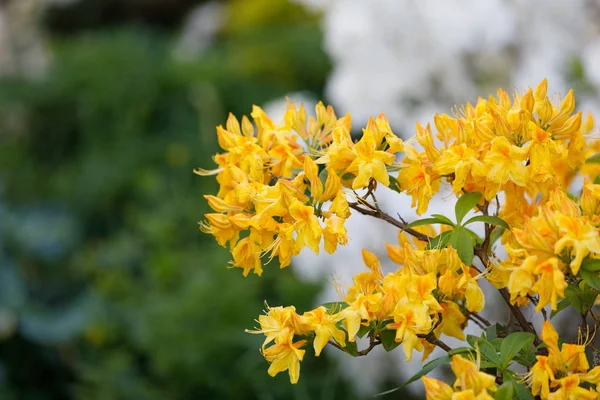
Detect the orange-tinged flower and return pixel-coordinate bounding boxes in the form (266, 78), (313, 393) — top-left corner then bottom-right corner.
(422, 376), (453, 400)
(531, 257), (567, 311)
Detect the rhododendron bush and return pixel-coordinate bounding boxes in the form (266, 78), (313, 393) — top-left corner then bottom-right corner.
(197, 79), (600, 399)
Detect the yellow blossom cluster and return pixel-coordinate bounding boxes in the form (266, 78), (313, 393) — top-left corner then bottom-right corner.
(197, 102), (406, 276)
(490, 187), (600, 311)
(199, 79), (600, 396)
(422, 355), (497, 400)
(247, 243), (486, 382)
(526, 321), (600, 399)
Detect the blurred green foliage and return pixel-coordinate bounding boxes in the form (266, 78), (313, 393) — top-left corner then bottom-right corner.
(0, 3), (361, 398)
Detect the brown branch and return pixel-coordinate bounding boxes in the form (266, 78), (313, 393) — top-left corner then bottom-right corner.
(327, 334), (382, 357)
(349, 202), (432, 243)
(470, 312), (492, 327)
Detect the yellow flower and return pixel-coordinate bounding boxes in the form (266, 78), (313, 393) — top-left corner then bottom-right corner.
(548, 375), (597, 400)
(531, 257), (567, 312)
(398, 144), (439, 215)
(262, 337), (307, 384)
(346, 128), (394, 189)
(451, 355), (496, 396)
(422, 376), (453, 400)
(323, 216), (348, 254)
(246, 305), (298, 349)
(484, 136), (529, 188)
(554, 213), (600, 275)
(231, 237), (263, 277)
(525, 355), (554, 399)
(289, 200), (323, 254)
(301, 306), (346, 356)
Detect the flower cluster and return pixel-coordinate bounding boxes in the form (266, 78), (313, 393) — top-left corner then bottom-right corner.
(199, 79), (600, 397)
(246, 241), (486, 383)
(526, 321), (600, 399)
(197, 103), (356, 275)
(492, 187), (600, 312)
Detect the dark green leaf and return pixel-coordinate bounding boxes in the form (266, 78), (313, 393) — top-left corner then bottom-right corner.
(425, 231), (452, 250)
(455, 192), (482, 224)
(380, 329), (401, 352)
(449, 227), (474, 266)
(388, 175), (401, 193)
(407, 217), (454, 228)
(466, 335), (501, 366)
(565, 283), (597, 313)
(550, 298), (570, 319)
(581, 258), (600, 272)
(463, 215), (510, 230)
(512, 382), (535, 400)
(503, 371), (535, 400)
(580, 269), (600, 291)
(357, 324), (371, 339)
(585, 153), (600, 164)
(341, 340), (358, 356)
(500, 332), (535, 369)
(495, 382), (514, 400)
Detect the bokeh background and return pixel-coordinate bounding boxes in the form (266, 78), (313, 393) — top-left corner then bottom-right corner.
(2, 0), (600, 399)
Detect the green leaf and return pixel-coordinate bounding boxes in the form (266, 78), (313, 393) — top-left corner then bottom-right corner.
(495, 382), (514, 400)
(425, 231), (452, 250)
(357, 324), (371, 339)
(406, 217), (454, 229)
(565, 283), (598, 313)
(512, 382), (535, 400)
(550, 298), (571, 319)
(489, 338), (503, 352)
(581, 258), (600, 272)
(380, 329), (401, 352)
(503, 372), (535, 400)
(467, 335), (501, 366)
(430, 214), (456, 226)
(318, 168), (328, 186)
(585, 153), (600, 164)
(500, 332), (535, 369)
(341, 340), (358, 356)
(455, 192), (482, 224)
(388, 175), (401, 193)
(489, 226), (505, 246)
(321, 302), (348, 313)
(449, 227), (474, 266)
(463, 215), (510, 230)
(580, 269), (600, 291)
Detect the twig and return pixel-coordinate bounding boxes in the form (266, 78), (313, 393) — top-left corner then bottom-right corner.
(470, 312), (492, 327)
(349, 203), (432, 243)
